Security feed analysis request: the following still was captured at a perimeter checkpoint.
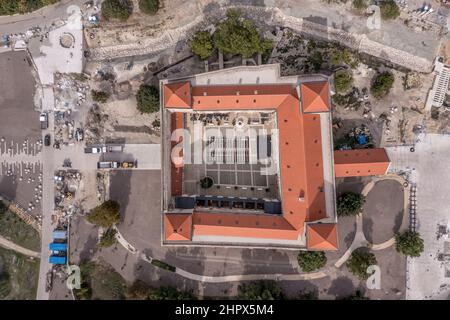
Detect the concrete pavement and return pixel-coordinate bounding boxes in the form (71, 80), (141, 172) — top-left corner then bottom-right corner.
(387, 134), (450, 300)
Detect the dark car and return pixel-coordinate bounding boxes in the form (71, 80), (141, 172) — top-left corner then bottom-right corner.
(44, 134), (51, 146)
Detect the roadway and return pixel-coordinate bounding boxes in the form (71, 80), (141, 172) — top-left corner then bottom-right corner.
(0, 0), (87, 35)
(36, 110), (55, 300)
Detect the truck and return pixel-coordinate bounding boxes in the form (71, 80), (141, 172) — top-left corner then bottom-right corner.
(85, 145), (123, 154)
(52, 230), (67, 240)
(97, 161), (119, 169)
(49, 242), (67, 252)
(97, 160), (137, 169)
(85, 146), (106, 154)
(40, 112), (48, 129)
(49, 255), (66, 265)
(107, 145), (123, 153)
(120, 161), (137, 169)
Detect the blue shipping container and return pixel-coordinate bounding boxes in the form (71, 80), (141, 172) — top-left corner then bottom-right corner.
(53, 230), (67, 239)
(49, 242), (67, 251)
(49, 255), (66, 265)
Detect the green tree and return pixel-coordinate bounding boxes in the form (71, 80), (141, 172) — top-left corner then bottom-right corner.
(309, 51), (323, 72)
(343, 290), (369, 300)
(337, 192), (365, 216)
(136, 85), (160, 113)
(126, 280), (152, 299)
(191, 31), (214, 60)
(380, 0), (400, 20)
(346, 249), (377, 280)
(331, 48), (355, 66)
(238, 281), (283, 300)
(91, 90), (110, 103)
(371, 71), (394, 99)
(298, 290), (318, 300)
(87, 200), (121, 228)
(352, 0), (369, 11)
(213, 9), (272, 58)
(395, 231), (424, 257)
(149, 286), (195, 300)
(138, 0), (159, 15)
(98, 228), (118, 248)
(101, 0), (133, 21)
(0, 200), (6, 214)
(334, 70), (353, 93)
(297, 251), (327, 272)
(0, 271), (11, 299)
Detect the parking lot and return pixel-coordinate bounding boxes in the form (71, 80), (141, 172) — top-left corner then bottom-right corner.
(0, 51), (43, 218)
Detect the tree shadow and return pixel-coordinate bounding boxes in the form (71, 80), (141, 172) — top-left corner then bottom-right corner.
(327, 277), (355, 300)
(109, 171), (132, 224)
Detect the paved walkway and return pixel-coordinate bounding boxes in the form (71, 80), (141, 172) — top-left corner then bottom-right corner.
(115, 228), (329, 282)
(334, 175), (408, 268)
(0, 235), (40, 258)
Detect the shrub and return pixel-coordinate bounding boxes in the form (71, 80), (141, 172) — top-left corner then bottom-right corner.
(200, 177), (213, 189)
(309, 51), (323, 72)
(151, 259), (176, 272)
(152, 118), (160, 128)
(136, 85), (159, 113)
(91, 90), (110, 103)
(213, 9), (272, 58)
(238, 281), (283, 300)
(87, 200), (121, 228)
(149, 286), (195, 300)
(0, 272), (11, 299)
(331, 48), (355, 66)
(352, 0), (369, 11)
(395, 231), (424, 257)
(297, 251), (327, 272)
(138, 0), (159, 15)
(126, 280), (152, 299)
(337, 192), (365, 216)
(346, 249), (377, 280)
(101, 0), (133, 21)
(343, 290), (369, 300)
(371, 71), (394, 99)
(334, 70), (353, 93)
(380, 0), (400, 20)
(191, 31), (214, 60)
(0, 200), (6, 214)
(98, 228), (117, 248)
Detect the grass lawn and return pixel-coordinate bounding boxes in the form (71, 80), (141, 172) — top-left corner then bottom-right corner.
(0, 210), (41, 251)
(0, 247), (39, 299)
(0, 0), (59, 16)
(75, 259), (127, 300)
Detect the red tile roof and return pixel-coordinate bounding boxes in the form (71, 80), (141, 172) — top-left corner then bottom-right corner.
(170, 112), (183, 196)
(334, 148), (390, 177)
(192, 212), (298, 240)
(306, 223), (338, 250)
(164, 81), (191, 109)
(300, 81), (330, 113)
(164, 214), (192, 241)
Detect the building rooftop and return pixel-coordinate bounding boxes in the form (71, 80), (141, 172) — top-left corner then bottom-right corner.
(161, 64), (390, 250)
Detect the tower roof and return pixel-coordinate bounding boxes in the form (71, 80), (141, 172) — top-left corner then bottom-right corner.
(301, 81), (330, 113)
(164, 81), (191, 108)
(306, 223), (338, 250)
(164, 214), (192, 241)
